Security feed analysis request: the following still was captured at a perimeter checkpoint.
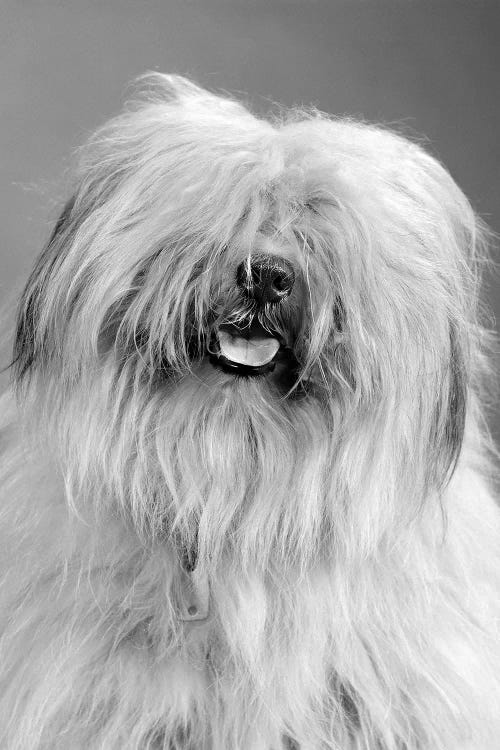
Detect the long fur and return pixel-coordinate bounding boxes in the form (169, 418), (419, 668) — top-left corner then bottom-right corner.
(1, 74), (499, 749)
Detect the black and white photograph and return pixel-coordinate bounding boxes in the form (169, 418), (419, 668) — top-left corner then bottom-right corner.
(1, 2), (499, 748)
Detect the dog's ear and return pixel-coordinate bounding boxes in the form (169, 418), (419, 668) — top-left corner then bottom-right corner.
(444, 321), (467, 478)
(13, 196), (76, 381)
(430, 321), (468, 488)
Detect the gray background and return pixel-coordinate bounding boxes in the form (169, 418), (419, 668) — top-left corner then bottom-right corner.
(1, 0), (499, 438)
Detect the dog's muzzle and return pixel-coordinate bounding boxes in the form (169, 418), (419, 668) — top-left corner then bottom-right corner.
(209, 255), (296, 377)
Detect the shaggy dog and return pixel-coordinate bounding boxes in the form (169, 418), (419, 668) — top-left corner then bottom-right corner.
(0, 75), (499, 749)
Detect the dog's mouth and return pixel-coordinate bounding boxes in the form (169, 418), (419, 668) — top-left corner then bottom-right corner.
(209, 319), (291, 377)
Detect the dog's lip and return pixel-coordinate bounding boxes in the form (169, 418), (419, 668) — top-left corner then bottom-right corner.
(209, 321), (285, 375)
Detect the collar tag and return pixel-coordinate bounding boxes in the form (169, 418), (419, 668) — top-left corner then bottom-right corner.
(176, 564), (210, 622)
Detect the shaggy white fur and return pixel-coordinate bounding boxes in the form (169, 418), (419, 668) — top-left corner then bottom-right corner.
(0, 74), (499, 749)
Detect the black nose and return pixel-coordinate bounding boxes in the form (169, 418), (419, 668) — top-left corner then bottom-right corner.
(236, 254), (295, 305)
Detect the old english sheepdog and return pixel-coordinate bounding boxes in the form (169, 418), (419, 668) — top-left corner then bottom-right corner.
(0, 75), (499, 749)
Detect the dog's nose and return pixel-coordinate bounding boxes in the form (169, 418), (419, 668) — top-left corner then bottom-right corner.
(236, 254), (295, 304)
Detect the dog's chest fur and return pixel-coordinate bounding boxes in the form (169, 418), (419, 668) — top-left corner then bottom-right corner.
(1, 458), (497, 750)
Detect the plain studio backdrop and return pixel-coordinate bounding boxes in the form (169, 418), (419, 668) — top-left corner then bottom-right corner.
(1, 0), (499, 440)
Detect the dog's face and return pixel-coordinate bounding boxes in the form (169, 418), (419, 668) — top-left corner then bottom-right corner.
(13, 75), (485, 567)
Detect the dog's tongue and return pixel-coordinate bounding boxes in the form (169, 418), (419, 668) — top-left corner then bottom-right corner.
(218, 330), (280, 367)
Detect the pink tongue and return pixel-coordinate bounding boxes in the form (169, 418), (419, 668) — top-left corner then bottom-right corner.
(218, 330), (280, 367)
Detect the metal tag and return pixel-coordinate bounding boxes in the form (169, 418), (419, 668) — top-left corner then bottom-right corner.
(176, 564), (210, 622)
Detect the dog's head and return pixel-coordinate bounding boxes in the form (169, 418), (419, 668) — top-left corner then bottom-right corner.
(13, 75), (488, 565)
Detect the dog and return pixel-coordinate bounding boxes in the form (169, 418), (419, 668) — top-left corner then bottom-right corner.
(0, 74), (499, 749)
